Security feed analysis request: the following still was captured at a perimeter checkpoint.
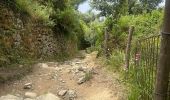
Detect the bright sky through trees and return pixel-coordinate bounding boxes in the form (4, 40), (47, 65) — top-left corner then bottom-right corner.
(78, 1), (90, 13)
(78, 0), (165, 13)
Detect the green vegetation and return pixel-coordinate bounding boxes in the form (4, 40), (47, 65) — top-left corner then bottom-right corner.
(0, 0), (166, 98)
(0, 0), (88, 67)
(15, 0), (52, 21)
(107, 50), (125, 71)
(88, 0), (164, 99)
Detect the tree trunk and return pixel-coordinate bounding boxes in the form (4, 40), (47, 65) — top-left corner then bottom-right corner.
(125, 26), (134, 70)
(154, 0), (170, 99)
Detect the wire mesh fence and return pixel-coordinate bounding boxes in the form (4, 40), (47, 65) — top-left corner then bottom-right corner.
(129, 34), (170, 99)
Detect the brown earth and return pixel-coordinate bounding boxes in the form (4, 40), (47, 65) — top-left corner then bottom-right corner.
(0, 51), (127, 100)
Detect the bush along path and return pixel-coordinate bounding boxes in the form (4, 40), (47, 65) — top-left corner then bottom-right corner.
(0, 51), (126, 100)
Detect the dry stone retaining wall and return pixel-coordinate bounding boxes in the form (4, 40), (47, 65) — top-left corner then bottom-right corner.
(0, 1), (77, 66)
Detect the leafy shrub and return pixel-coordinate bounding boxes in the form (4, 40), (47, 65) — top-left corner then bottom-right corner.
(52, 8), (80, 36)
(107, 50), (125, 71)
(119, 10), (163, 37)
(92, 10), (163, 55)
(15, 0), (53, 22)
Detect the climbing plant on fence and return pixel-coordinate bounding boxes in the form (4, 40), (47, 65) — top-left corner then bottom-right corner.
(128, 34), (170, 100)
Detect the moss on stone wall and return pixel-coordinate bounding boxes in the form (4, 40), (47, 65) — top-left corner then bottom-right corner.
(0, 1), (78, 67)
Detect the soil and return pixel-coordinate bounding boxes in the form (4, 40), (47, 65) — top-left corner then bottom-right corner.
(0, 51), (127, 100)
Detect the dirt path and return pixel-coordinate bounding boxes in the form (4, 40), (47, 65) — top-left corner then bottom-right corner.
(0, 51), (126, 100)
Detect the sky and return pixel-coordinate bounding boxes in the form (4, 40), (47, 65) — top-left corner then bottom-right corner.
(159, 0), (165, 7)
(78, 0), (165, 13)
(78, 1), (90, 13)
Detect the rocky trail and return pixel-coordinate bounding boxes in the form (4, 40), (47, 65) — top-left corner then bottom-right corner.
(0, 51), (126, 100)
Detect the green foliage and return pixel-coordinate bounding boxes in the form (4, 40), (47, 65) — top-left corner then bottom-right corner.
(97, 10), (163, 51)
(89, 0), (163, 55)
(79, 1), (164, 100)
(0, 42), (36, 67)
(80, 12), (96, 23)
(84, 71), (93, 81)
(52, 8), (80, 36)
(119, 10), (163, 37)
(79, 16), (104, 50)
(15, 0), (53, 22)
(90, 0), (163, 16)
(0, 0), (84, 67)
(126, 64), (156, 100)
(139, 0), (163, 13)
(90, 0), (121, 17)
(91, 10), (163, 99)
(128, 83), (141, 100)
(107, 50), (125, 71)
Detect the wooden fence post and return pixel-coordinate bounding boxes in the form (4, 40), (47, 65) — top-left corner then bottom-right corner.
(104, 27), (109, 58)
(154, 0), (170, 99)
(125, 26), (134, 70)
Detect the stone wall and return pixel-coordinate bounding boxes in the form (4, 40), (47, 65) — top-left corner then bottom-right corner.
(0, 2), (77, 66)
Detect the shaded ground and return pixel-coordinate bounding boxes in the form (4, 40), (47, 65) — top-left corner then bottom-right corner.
(0, 51), (127, 100)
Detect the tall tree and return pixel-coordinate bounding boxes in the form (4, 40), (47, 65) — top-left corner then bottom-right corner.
(90, 0), (127, 17)
(154, 0), (170, 99)
(90, 0), (163, 16)
(139, 0), (163, 12)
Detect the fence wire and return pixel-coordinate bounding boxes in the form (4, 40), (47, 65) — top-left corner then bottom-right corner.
(129, 34), (170, 100)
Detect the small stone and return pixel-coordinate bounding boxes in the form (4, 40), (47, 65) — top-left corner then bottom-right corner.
(14, 82), (17, 85)
(25, 92), (37, 98)
(75, 62), (81, 64)
(19, 65), (23, 68)
(24, 83), (32, 89)
(39, 63), (49, 69)
(55, 74), (58, 77)
(55, 67), (62, 71)
(58, 90), (67, 96)
(77, 77), (86, 85)
(78, 67), (84, 71)
(92, 70), (98, 74)
(59, 79), (63, 81)
(51, 73), (58, 79)
(67, 90), (77, 98)
(75, 69), (79, 73)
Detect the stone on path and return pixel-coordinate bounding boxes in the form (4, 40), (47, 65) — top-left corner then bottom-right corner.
(24, 83), (32, 89)
(36, 93), (60, 100)
(77, 76), (86, 85)
(24, 92), (37, 99)
(0, 94), (22, 100)
(58, 90), (67, 96)
(39, 63), (49, 69)
(67, 90), (77, 98)
(77, 66), (85, 72)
